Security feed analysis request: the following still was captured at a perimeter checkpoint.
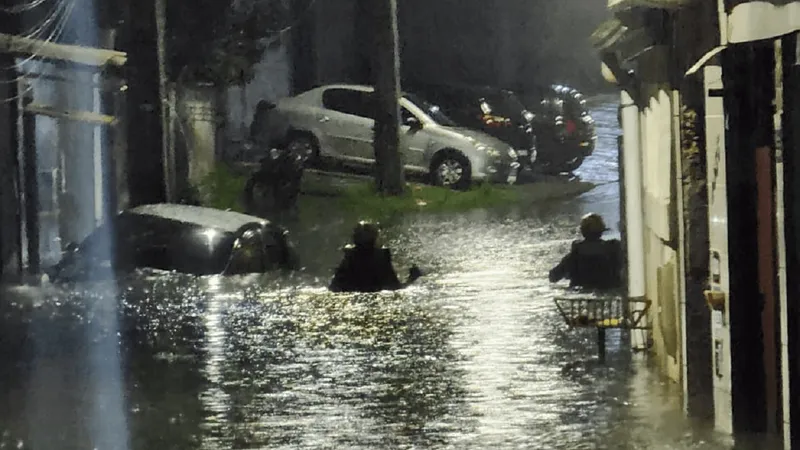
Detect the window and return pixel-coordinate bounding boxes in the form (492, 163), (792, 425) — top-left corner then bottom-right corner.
(322, 88), (374, 118)
(400, 107), (417, 125)
(403, 93), (457, 127)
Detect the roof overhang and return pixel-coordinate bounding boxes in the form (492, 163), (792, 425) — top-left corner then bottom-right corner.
(591, 18), (660, 62)
(609, 0), (694, 12)
(0, 32), (126, 68)
(727, 0), (800, 43)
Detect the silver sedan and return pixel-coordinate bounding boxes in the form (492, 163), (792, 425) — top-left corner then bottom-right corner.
(270, 84), (524, 189)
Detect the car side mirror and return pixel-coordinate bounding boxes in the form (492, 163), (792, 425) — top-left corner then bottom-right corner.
(404, 117), (423, 131)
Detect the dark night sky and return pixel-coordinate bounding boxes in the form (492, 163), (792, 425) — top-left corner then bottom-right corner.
(398, 0), (612, 93)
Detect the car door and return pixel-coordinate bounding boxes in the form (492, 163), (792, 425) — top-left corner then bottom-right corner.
(321, 88), (375, 161)
(318, 88), (360, 157)
(398, 102), (429, 170)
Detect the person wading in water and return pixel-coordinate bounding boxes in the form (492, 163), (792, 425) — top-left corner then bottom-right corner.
(549, 213), (623, 290)
(329, 221), (422, 293)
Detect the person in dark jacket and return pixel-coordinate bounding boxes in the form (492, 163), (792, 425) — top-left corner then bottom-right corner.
(329, 221), (422, 293)
(549, 213), (623, 290)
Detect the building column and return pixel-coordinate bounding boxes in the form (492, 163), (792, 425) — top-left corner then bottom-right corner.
(620, 89), (646, 350)
(773, 37), (792, 450)
(703, 63), (734, 436)
(779, 31), (800, 450)
(678, 75), (715, 420)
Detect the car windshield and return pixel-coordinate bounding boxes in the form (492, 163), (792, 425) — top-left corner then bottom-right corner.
(403, 92), (458, 127)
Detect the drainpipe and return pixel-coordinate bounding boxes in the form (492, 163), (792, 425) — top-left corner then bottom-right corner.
(621, 90), (646, 348)
(774, 37), (791, 450)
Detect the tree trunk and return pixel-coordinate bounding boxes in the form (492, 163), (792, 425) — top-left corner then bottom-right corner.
(22, 91), (40, 277)
(155, 0), (175, 202)
(371, 0), (404, 196)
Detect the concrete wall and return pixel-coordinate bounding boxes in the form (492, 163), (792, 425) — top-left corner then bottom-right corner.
(638, 83), (683, 383)
(172, 84), (222, 190)
(225, 37), (292, 145)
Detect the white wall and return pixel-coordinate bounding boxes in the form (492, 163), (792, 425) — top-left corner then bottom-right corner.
(703, 64), (734, 435)
(224, 38), (292, 144)
(637, 85), (683, 383)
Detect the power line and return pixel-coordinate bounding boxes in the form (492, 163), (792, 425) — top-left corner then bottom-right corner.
(0, 79), (34, 103)
(0, 0), (53, 14)
(15, 0), (70, 41)
(0, 0), (77, 72)
(0, 0), (75, 99)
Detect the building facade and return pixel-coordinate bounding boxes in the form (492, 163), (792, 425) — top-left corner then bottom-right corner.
(596, 0), (800, 447)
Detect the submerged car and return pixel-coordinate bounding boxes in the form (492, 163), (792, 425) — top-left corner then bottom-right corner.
(271, 84), (521, 190)
(520, 84), (597, 173)
(49, 204), (300, 282)
(403, 82), (538, 172)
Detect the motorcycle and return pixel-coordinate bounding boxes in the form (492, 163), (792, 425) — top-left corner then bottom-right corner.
(243, 143), (307, 220)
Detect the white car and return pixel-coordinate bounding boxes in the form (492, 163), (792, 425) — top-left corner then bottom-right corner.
(271, 84), (523, 189)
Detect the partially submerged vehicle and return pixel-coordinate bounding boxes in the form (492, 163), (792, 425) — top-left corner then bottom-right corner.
(49, 204), (300, 282)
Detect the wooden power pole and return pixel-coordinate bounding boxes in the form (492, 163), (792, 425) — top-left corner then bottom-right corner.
(371, 0), (404, 196)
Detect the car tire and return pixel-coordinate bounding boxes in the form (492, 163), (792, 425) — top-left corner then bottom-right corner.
(430, 150), (471, 191)
(286, 132), (320, 167)
(559, 155), (585, 173)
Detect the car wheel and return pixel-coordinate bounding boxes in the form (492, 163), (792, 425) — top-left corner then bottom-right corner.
(430, 150), (471, 190)
(286, 133), (320, 167)
(560, 155), (585, 173)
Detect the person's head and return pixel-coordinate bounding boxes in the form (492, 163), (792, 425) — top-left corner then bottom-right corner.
(352, 220), (380, 249)
(579, 213), (608, 240)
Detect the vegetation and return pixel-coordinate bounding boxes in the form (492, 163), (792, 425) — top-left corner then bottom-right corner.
(195, 164), (248, 213)
(194, 164), (521, 219)
(338, 182), (520, 221)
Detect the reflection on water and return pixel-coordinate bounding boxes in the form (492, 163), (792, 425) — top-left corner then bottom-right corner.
(0, 97), (748, 449)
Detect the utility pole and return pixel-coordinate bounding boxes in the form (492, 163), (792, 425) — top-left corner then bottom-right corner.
(154, 0), (174, 202)
(22, 89), (40, 278)
(371, 0), (404, 196)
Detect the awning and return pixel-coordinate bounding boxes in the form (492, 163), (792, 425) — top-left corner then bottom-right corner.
(727, 0), (800, 44)
(590, 18), (658, 63)
(0, 32), (126, 67)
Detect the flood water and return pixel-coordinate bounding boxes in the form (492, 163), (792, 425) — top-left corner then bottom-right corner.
(0, 95), (739, 449)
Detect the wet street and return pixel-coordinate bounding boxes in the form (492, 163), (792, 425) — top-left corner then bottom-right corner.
(0, 95), (733, 449)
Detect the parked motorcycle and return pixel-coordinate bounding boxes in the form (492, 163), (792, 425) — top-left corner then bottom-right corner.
(243, 144), (306, 220)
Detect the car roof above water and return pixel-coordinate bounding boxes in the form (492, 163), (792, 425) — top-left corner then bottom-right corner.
(126, 204), (268, 234)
